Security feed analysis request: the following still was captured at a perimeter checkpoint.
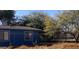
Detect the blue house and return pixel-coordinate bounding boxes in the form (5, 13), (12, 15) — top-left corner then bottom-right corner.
(0, 26), (42, 46)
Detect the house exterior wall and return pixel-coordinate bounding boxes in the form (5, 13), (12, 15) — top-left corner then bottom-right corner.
(32, 31), (41, 45)
(10, 29), (40, 46)
(0, 29), (41, 46)
(10, 29), (24, 46)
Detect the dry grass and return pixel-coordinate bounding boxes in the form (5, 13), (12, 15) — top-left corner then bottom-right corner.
(7, 42), (79, 49)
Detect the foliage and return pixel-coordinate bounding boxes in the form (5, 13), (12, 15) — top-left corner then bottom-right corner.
(0, 10), (15, 25)
(43, 16), (56, 39)
(57, 11), (79, 32)
(56, 10), (79, 42)
(22, 12), (47, 29)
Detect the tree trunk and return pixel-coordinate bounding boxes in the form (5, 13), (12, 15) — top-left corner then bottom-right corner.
(75, 33), (79, 43)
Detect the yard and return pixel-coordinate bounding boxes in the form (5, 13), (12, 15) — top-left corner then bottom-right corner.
(6, 42), (79, 49)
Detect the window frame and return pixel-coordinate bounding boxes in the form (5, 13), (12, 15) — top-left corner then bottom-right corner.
(24, 31), (32, 41)
(4, 31), (10, 40)
(0, 30), (10, 40)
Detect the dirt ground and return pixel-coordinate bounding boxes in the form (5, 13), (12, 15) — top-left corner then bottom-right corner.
(7, 42), (79, 49)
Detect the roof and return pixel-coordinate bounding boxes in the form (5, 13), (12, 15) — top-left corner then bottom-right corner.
(0, 26), (42, 31)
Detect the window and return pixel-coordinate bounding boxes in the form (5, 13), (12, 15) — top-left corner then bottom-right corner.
(0, 31), (9, 40)
(4, 32), (9, 40)
(24, 31), (32, 40)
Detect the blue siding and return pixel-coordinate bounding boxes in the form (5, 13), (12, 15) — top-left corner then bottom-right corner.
(32, 31), (41, 44)
(10, 30), (24, 46)
(0, 40), (9, 46)
(0, 29), (41, 46)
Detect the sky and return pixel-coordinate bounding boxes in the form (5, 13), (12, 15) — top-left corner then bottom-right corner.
(0, 10), (62, 25)
(15, 10), (62, 17)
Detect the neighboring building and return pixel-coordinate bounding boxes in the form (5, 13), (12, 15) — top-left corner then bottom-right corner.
(0, 26), (42, 46)
(53, 31), (75, 42)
